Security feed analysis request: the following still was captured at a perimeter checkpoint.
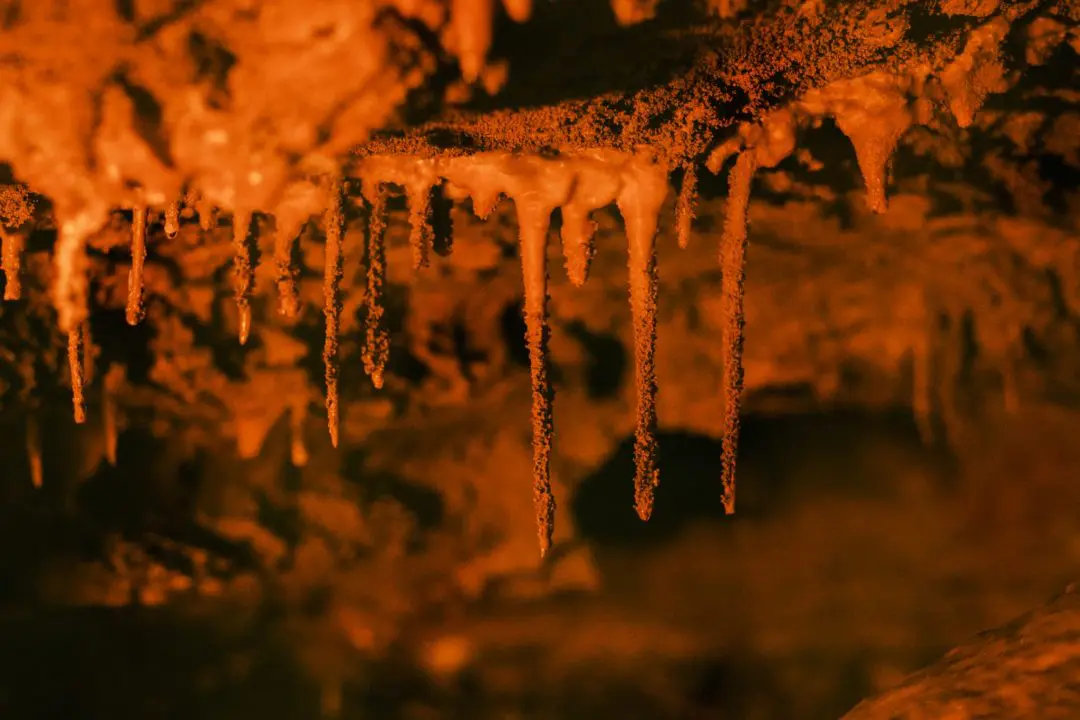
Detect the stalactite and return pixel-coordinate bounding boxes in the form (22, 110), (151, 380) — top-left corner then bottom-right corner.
(675, 165), (698, 250)
(26, 415), (42, 489)
(940, 18), (1009, 128)
(799, 75), (911, 214)
(360, 150), (684, 542)
(272, 181), (325, 317)
(273, 210), (305, 318)
(126, 204), (148, 325)
(617, 158), (669, 522)
(558, 203), (597, 287)
(362, 186), (390, 390)
(430, 183), (455, 258)
(501, 0), (533, 22)
(836, 112), (908, 215)
(470, 187), (503, 220)
(517, 196), (557, 556)
(435, 153), (579, 553)
(53, 215), (96, 334)
(719, 152), (756, 515)
(351, 150), (758, 533)
(290, 399), (309, 467)
(406, 183), (434, 270)
(323, 179), (345, 448)
(559, 158), (619, 287)
(195, 197), (216, 232)
(68, 326), (86, 424)
(104, 374), (118, 466)
(232, 210), (255, 345)
(451, 0), (494, 83)
(357, 157), (438, 269)
(611, 0), (660, 26)
(1, 229), (24, 300)
(164, 201), (181, 239)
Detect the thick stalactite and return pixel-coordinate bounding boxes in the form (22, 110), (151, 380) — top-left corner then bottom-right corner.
(516, 196), (558, 555)
(617, 157), (668, 522)
(52, 215), (95, 336)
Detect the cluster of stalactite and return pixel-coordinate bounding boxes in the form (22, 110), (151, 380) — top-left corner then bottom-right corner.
(0, 12), (1035, 554)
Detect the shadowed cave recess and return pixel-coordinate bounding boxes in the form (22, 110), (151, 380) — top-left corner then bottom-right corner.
(1, 0), (1080, 717)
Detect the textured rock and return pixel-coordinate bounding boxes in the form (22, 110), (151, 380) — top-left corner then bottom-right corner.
(844, 582), (1080, 719)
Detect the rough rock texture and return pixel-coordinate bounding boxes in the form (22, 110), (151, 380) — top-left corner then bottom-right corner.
(843, 581), (1080, 719)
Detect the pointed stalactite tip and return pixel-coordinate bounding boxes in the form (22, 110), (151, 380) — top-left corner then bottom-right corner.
(26, 417), (42, 489)
(196, 198), (216, 232)
(675, 166), (698, 250)
(68, 328), (87, 424)
(232, 210), (256, 345)
(290, 402), (310, 467)
(515, 194), (558, 559)
(618, 159), (667, 526)
(126, 205), (148, 326)
(406, 184), (434, 271)
(718, 152), (757, 517)
(103, 364), (125, 467)
(164, 201), (181, 239)
(322, 177), (345, 448)
(362, 187), (390, 390)
(273, 215), (304, 319)
(238, 304), (252, 346)
(2, 229), (24, 300)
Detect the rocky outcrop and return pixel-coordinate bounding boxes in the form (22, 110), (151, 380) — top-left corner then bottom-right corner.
(844, 582), (1080, 719)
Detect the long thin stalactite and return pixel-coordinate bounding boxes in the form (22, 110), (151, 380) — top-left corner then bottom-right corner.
(323, 179), (346, 447)
(362, 186), (390, 390)
(127, 204), (148, 325)
(719, 152), (756, 515)
(517, 197), (557, 556)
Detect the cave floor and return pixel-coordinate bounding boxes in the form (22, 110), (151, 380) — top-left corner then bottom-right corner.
(2, 443), (1077, 720)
